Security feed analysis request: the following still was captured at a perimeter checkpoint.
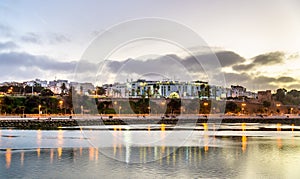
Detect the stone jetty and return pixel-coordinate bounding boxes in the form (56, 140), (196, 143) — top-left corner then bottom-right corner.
(0, 115), (300, 130)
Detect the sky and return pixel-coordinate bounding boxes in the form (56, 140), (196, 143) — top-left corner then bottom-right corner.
(0, 0), (300, 91)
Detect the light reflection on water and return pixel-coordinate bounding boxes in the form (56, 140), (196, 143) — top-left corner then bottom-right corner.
(1, 123), (300, 178)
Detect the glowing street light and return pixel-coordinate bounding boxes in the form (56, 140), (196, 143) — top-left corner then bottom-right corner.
(241, 103), (246, 114)
(118, 106), (122, 116)
(38, 104), (41, 118)
(59, 100), (63, 114)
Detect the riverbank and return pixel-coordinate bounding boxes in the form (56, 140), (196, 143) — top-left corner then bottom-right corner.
(0, 115), (300, 130)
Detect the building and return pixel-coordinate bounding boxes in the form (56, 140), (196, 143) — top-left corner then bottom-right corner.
(49, 79), (69, 94)
(257, 90), (272, 103)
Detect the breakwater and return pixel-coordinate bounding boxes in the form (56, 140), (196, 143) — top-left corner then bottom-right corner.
(0, 116), (300, 130)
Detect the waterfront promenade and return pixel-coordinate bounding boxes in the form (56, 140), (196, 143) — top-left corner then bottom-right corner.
(0, 114), (300, 130)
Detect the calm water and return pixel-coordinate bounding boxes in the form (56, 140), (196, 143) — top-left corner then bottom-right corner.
(1, 123), (300, 178)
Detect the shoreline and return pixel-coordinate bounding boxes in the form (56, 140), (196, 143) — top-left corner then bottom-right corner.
(0, 115), (300, 130)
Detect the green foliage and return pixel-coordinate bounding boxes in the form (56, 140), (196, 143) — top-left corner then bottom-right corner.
(274, 88), (300, 105)
(96, 86), (106, 95)
(262, 101), (271, 108)
(40, 89), (54, 96)
(225, 101), (238, 113)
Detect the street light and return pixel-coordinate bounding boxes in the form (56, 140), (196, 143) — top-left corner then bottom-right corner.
(59, 100), (63, 114)
(38, 104), (41, 118)
(147, 106), (151, 115)
(118, 106), (122, 116)
(203, 102), (209, 114)
(241, 103), (246, 114)
(160, 101), (166, 116)
(276, 103), (281, 114)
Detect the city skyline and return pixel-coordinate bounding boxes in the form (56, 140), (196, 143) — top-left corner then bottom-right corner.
(0, 0), (300, 91)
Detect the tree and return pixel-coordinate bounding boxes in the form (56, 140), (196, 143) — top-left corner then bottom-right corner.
(40, 89), (54, 96)
(262, 101), (271, 108)
(60, 83), (67, 95)
(274, 88), (287, 103)
(225, 101), (238, 113)
(96, 86), (106, 95)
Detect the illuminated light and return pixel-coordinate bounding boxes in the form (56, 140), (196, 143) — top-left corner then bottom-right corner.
(173, 147), (176, 166)
(57, 129), (64, 147)
(292, 124), (295, 132)
(6, 148), (12, 169)
(20, 152), (24, 166)
(203, 102), (208, 106)
(204, 145), (209, 152)
(89, 147), (95, 161)
(166, 147), (170, 165)
(148, 125), (151, 132)
(161, 124), (166, 131)
(241, 103), (246, 107)
(139, 147), (143, 163)
(276, 103), (281, 107)
(202, 123), (208, 131)
(144, 147), (146, 162)
(37, 129), (42, 146)
(242, 123), (246, 132)
(277, 123), (282, 131)
(161, 146), (165, 154)
(94, 148), (98, 161)
(113, 144), (117, 156)
(57, 147), (62, 159)
(37, 148), (41, 158)
(114, 127), (117, 131)
(242, 136), (247, 152)
(277, 137), (282, 149)
(79, 147), (82, 156)
(50, 149), (54, 163)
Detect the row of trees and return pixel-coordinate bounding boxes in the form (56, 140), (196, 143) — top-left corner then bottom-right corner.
(273, 88), (300, 105)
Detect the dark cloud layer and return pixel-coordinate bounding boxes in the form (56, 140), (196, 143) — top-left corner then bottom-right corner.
(0, 41), (18, 50)
(21, 32), (41, 44)
(277, 76), (295, 83)
(49, 33), (71, 44)
(232, 51), (285, 71)
(0, 50), (298, 91)
(253, 51), (284, 65)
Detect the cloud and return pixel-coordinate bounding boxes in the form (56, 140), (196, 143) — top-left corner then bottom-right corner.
(49, 33), (70, 44)
(232, 51), (285, 72)
(21, 32), (41, 44)
(0, 51), (79, 81)
(252, 76), (276, 84)
(215, 51), (246, 67)
(288, 84), (300, 90)
(252, 51), (285, 65)
(232, 63), (255, 71)
(0, 23), (12, 36)
(0, 49), (298, 91)
(277, 76), (295, 83)
(0, 41), (18, 50)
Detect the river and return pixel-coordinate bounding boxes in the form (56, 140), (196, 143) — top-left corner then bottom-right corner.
(1, 123), (300, 178)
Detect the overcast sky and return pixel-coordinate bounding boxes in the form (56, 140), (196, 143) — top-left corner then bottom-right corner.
(0, 0), (300, 91)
